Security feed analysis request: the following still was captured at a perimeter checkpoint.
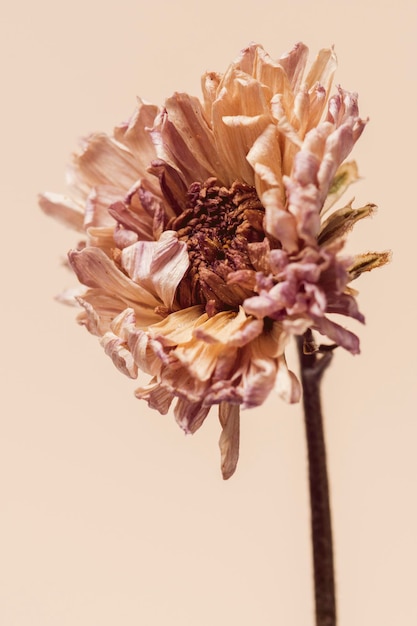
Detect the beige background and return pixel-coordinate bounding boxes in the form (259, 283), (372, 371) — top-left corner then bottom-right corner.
(1, 0), (415, 624)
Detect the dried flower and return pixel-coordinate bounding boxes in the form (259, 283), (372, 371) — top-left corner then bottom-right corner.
(40, 42), (389, 478)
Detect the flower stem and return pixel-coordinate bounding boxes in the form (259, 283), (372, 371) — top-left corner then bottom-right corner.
(296, 330), (337, 626)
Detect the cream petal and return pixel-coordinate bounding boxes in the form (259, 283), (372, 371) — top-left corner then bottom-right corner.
(275, 356), (301, 403)
(253, 46), (292, 105)
(127, 329), (164, 377)
(86, 226), (115, 256)
(218, 402), (240, 480)
(291, 88), (310, 136)
(76, 289), (128, 336)
(306, 84), (328, 133)
(215, 67), (271, 117)
(39, 192), (84, 232)
(212, 68), (273, 184)
(101, 333), (138, 379)
(135, 378), (173, 415)
(241, 349), (278, 409)
(160, 93), (227, 184)
(160, 365), (209, 403)
(278, 42), (309, 92)
(84, 185), (120, 228)
(72, 133), (141, 192)
(76, 298), (101, 335)
(262, 188), (299, 253)
(147, 306), (206, 346)
(231, 42), (261, 76)
(174, 397), (210, 434)
(173, 339), (227, 382)
(193, 308), (263, 347)
(246, 123), (284, 200)
(113, 98), (159, 171)
(121, 231), (189, 309)
(109, 307), (136, 339)
(304, 46), (337, 93)
(213, 114), (272, 185)
(99, 308), (138, 379)
(69, 246), (161, 313)
(201, 71), (223, 120)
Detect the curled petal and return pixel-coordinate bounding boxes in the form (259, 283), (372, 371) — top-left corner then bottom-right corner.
(275, 356), (301, 403)
(121, 231), (189, 309)
(135, 378), (173, 415)
(312, 315), (360, 354)
(69, 247), (161, 320)
(174, 397), (210, 434)
(240, 337), (279, 409)
(262, 188), (299, 253)
(246, 123), (284, 200)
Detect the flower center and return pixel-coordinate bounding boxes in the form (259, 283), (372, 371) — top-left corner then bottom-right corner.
(169, 177), (265, 316)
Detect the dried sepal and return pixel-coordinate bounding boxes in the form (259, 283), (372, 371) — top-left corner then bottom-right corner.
(318, 202), (376, 245)
(348, 250), (392, 280)
(218, 402), (240, 480)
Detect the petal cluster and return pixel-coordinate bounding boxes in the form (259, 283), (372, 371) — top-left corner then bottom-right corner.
(40, 42), (389, 478)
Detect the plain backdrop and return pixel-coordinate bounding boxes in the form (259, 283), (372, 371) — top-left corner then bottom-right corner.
(1, 1), (415, 624)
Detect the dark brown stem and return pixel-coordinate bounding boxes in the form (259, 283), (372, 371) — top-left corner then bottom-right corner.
(297, 330), (337, 626)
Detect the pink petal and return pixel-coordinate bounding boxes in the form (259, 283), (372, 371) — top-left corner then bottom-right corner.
(312, 314), (360, 354)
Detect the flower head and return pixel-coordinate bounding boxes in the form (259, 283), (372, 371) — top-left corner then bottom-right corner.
(40, 42), (389, 478)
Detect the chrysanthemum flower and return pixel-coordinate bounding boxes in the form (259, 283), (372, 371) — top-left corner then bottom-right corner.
(40, 42), (389, 478)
